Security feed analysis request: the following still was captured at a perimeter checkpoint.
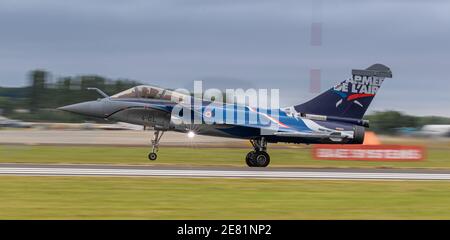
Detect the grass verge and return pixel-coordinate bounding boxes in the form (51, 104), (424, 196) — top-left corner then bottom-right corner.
(0, 145), (449, 169)
(1, 176), (450, 219)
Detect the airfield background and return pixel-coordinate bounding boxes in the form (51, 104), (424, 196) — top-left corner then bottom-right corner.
(1, 73), (450, 219)
(1, 0), (450, 220)
(1, 71), (450, 132)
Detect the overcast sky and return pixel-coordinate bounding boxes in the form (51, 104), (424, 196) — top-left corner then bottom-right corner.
(0, 0), (449, 116)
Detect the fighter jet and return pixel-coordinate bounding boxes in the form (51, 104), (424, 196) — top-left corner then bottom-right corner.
(59, 64), (392, 167)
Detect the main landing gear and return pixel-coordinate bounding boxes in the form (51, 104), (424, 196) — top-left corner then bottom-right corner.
(246, 138), (270, 167)
(148, 130), (164, 161)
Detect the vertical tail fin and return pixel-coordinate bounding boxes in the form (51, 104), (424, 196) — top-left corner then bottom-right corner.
(291, 64), (392, 119)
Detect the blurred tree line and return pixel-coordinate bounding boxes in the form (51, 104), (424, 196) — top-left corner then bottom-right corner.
(1, 70), (450, 133)
(366, 111), (450, 134)
(0, 69), (141, 122)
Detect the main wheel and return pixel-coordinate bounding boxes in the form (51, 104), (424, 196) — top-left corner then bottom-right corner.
(246, 151), (270, 167)
(246, 151), (256, 167)
(253, 151), (270, 167)
(148, 152), (157, 161)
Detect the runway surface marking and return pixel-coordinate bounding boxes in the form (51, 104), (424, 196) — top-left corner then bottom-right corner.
(1, 164), (450, 180)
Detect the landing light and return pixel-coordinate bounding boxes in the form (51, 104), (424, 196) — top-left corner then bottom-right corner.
(187, 131), (196, 138)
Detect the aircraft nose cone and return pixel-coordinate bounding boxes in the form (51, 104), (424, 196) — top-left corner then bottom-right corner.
(58, 101), (104, 117)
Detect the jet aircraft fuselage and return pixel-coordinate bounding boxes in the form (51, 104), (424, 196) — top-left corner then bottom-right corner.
(59, 64), (392, 167)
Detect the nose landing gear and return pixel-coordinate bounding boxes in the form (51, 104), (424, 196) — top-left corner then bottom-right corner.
(148, 130), (164, 161)
(246, 138), (270, 167)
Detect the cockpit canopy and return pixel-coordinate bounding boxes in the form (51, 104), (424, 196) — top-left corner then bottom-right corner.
(111, 85), (189, 103)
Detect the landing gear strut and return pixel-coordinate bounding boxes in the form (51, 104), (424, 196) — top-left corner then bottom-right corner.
(148, 130), (164, 161)
(246, 138), (270, 167)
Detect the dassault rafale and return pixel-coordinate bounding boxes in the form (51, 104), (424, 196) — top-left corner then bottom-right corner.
(59, 64), (392, 167)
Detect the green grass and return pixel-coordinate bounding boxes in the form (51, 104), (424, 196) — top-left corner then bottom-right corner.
(0, 145), (449, 169)
(1, 176), (450, 219)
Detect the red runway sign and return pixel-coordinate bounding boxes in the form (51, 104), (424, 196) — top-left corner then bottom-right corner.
(312, 145), (425, 162)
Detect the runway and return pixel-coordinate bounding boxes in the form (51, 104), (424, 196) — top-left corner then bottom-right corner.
(1, 164), (450, 180)
(0, 129), (245, 147)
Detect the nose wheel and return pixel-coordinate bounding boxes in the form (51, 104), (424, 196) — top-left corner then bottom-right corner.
(246, 138), (270, 167)
(148, 152), (157, 161)
(148, 130), (164, 161)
